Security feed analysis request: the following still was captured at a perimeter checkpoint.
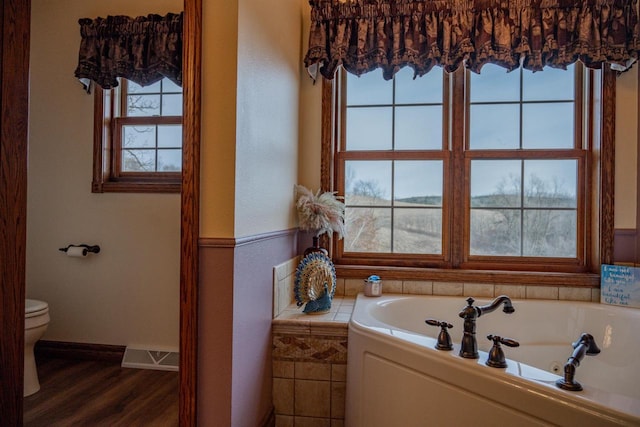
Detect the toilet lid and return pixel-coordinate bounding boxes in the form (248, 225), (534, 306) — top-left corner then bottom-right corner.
(25, 299), (48, 317)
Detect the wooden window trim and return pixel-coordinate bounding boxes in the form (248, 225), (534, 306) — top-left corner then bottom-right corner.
(92, 85), (182, 194)
(321, 66), (615, 285)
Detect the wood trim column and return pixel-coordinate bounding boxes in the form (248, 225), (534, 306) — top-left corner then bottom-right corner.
(180, 0), (201, 425)
(0, 0), (30, 424)
(637, 66), (640, 264)
(600, 67), (616, 266)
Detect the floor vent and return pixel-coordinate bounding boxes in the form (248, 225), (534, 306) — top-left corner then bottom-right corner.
(121, 347), (179, 371)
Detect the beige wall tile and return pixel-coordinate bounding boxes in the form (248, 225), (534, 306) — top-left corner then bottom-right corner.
(526, 286), (559, 300)
(334, 313), (351, 323)
(558, 287), (592, 302)
(295, 380), (331, 417)
(591, 288), (601, 303)
(463, 283), (494, 298)
(433, 282), (463, 296)
(273, 378), (294, 415)
(403, 281), (433, 295)
(495, 284), (526, 299)
(294, 417), (331, 427)
(275, 415), (294, 427)
(344, 279), (363, 296)
(273, 360), (294, 378)
(331, 382), (346, 419)
(334, 278), (345, 296)
(331, 364), (346, 382)
(295, 362), (331, 380)
(381, 279), (402, 293)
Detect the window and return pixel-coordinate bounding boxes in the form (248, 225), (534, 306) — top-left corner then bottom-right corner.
(327, 64), (613, 276)
(93, 78), (183, 193)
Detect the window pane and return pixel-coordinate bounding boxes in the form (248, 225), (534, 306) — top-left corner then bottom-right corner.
(522, 103), (574, 149)
(347, 69), (392, 105)
(394, 208), (442, 254)
(471, 160), (521, 207)
(395, 161), (442, 206)
(346, 107), (392, 150)
(162, 94), (183, 116)
(469, 104), (519, 149)
(344, 207), (391, 252)
(523, 210), (576, 257)
(158, 149), (182, 172)
(345, 161), (392, 206)
(161, 78), (183, 93)
(395, 67), (442, 104)
(123, 126), (156, 148)
(470, 209), (521, 256)
(122, 149), (156, 172)
(127, 80), (161, 94)
(470, 64), (520, 102)
(395, 106), (442, 150)
(158, 125), (182, 148)
(523, 64), (574, 101)
(524, 160), (577, 208)
(127, 94), (161, 117)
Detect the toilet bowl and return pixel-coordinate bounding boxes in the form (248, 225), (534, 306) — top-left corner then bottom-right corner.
(24, 299), (49, 397)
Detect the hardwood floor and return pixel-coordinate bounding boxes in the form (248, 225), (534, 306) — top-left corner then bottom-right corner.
(24, 357), (178, 426)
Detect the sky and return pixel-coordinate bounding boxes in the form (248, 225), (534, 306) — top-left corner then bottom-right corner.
(344, 63), (578, 201)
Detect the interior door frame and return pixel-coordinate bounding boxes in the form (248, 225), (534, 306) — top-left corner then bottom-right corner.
(0, 0), (30, 424)
(179, 0), (201, 425)
(0, 0), (201, 425)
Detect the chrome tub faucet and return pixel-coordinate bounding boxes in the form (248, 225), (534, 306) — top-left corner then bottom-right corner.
(458, 295), (515, 359)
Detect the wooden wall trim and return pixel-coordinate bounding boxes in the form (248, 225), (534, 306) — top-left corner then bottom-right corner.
(180, 0), (201, 425)
(637, 66), (640, 265)
(0, 0), (30, 424)
(35, 340), (126, 363)
(600, 66), (616, 265)
(199, 229), (298, 249)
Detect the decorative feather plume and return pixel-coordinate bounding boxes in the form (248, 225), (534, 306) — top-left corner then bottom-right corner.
(295, 184), (346, 239)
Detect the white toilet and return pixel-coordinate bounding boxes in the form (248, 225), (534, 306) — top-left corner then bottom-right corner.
(24, 299), (50, 397)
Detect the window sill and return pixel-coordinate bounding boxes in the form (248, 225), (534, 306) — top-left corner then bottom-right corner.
(334, 265), (600, 287)
(92, 181), (181, 194)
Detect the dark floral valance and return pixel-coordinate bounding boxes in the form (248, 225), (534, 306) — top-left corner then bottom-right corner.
(304, 0), (640, 80)
(74, 12), (183, 89)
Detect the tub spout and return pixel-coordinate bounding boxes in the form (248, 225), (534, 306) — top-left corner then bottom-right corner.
(556, 333), (601, 391)
(458, 295), (515, 359)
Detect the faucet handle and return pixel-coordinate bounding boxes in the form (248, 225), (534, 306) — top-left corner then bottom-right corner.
(425, 319), (454, 351)
(486, 334), (520, 368)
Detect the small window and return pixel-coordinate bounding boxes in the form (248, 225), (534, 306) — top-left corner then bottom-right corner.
(92, 78), (183, 193)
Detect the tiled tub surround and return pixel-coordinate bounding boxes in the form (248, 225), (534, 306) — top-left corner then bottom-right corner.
(271, 258), (602, 426)
(272, 297), (353, 427)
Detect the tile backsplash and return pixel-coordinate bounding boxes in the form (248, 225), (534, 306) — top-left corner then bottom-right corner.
(273, 257), (601, 320)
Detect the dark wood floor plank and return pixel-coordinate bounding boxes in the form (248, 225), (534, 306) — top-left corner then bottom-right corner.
(24, 357), (178, 426)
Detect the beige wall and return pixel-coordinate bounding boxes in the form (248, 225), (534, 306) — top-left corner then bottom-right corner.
(199, 0), (301, 239)
(199, 0), (238, 238)
(234, 0), (301, 238)
(615, 69), (638, 230)
(27, 0), (182, 350)
(298, 2), (323, 191)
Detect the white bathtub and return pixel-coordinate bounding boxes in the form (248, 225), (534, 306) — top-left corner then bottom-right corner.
(346, 294), (640, 427)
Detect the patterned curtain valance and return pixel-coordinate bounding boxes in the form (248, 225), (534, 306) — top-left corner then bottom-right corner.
(304, 0), (640, 80)
(74, 12), (183, 89)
